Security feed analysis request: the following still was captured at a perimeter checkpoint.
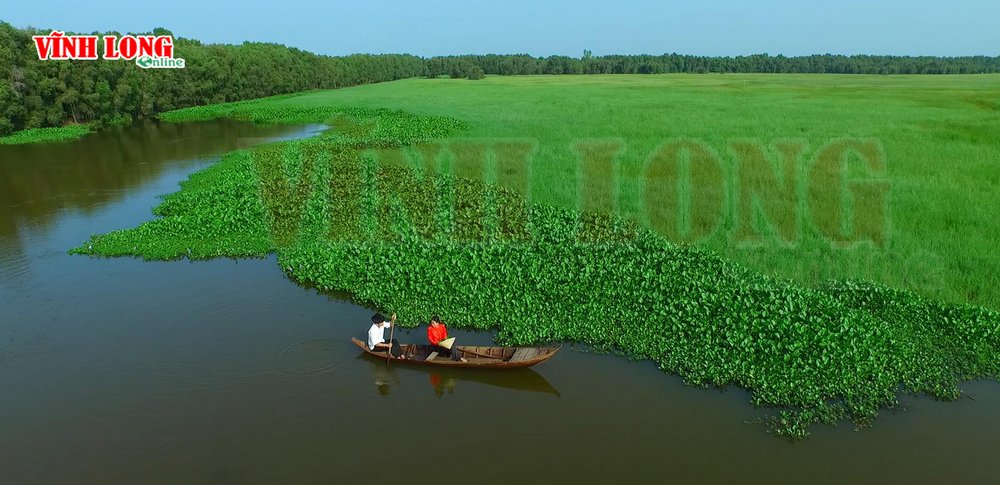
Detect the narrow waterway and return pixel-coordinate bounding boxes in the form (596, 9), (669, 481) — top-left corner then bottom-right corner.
(1, 120), (998, 484)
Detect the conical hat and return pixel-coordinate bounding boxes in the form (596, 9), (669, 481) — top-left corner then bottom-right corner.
(438, 337), (456, 350)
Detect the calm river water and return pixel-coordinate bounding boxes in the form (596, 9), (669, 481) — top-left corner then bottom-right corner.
(1, 120), (998, 484)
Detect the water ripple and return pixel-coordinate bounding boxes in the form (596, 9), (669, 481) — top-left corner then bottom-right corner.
(274, 339), (342, 375)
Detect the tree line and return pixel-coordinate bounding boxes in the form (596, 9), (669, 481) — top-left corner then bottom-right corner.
(0, 23), (425, 136)
(2, 21), (999, 136)
(427, 52), (1000, 76)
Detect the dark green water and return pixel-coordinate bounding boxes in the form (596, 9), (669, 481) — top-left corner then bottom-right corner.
(1, 120), (998, 484)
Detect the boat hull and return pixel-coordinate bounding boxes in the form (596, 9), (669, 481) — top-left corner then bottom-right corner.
(350, 338), (559, 369)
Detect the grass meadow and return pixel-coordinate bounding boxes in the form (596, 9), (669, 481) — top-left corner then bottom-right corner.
(0, 125), (93, 145)
(263, 74), (1000, 309)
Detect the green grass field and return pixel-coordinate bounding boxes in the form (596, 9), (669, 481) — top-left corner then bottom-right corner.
(255, 74), (1000, 309)
(0, 125), (93, 145)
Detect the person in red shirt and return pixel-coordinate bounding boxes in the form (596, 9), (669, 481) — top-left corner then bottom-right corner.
(426, 315), (464, 361)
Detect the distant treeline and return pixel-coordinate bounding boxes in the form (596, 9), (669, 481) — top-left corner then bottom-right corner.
(2, 21), (999, 136)
(427, 52), (1000, 76)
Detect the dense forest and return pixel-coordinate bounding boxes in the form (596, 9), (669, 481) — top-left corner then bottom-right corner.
(426, 52), (1000, 77)
(2, 21), (999, 136)
(0, 23), (425, 136)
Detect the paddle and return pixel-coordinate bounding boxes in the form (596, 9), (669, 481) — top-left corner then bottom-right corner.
(439, 336), (500, 360)
(386, 313), (397, 364)
(453, 347), (501, 360)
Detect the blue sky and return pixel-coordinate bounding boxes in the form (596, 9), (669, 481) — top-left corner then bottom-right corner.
(4, 0), (998, 57)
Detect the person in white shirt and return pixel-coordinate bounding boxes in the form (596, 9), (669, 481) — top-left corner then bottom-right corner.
(367, 313), (404, 359)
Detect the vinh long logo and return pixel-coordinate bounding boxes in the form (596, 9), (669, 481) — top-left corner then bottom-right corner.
(31, 31), (186, 69)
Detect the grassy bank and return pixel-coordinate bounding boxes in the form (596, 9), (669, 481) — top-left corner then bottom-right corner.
(70, 95), (1000, 438)
(0, 125), (92, 145)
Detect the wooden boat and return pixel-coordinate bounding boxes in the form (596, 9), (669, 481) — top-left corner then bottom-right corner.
(350, 337), (560, 369)
(357, 356), (561, 397)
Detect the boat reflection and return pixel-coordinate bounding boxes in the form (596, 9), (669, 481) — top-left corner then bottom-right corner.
(358, 353), (560, 398)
